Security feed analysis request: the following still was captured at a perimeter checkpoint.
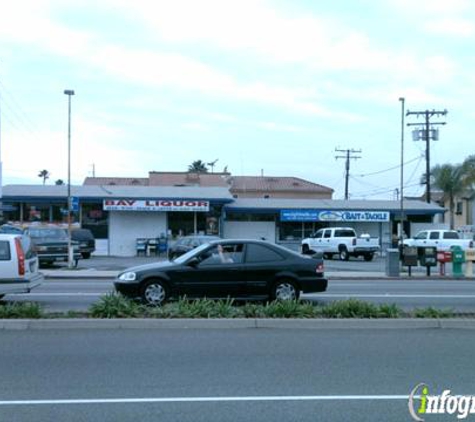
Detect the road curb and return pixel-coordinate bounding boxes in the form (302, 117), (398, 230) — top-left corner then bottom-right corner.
(2, 318), (475, 330)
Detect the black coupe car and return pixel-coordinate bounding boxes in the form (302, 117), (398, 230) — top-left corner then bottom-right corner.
(115, 239), (327, 305)
(167, 235), (220, 260)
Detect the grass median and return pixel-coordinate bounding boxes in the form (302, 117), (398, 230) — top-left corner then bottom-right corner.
(0, 294), (456, 319)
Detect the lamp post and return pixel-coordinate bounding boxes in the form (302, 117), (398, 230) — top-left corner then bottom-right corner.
(64, 89), (75, 268)
(398, 97), (405, 242)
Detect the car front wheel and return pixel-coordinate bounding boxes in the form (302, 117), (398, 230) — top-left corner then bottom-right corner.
(141, 279), (168, 306)
(271, 280), (300, 301)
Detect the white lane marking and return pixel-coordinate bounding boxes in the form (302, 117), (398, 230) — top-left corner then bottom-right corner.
(321, 294), (475, 299)
(0, 395), (411, 406)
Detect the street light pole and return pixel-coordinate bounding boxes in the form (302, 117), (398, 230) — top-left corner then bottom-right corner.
(64, 89), (75, 268)
(398, 97), (405, 241)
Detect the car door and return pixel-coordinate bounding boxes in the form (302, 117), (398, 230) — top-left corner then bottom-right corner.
(243, 243), (286, 297)
(176, 243), (246, 298)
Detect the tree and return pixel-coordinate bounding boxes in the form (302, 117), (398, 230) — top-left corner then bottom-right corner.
(425, 164), (464, 229)
(188, 160), (208, 173)
(38, 170), (50, 185)
(461, 155), (475, 190)
(55, 179), (65, 185)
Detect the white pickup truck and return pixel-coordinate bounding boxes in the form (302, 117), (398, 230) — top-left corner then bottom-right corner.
(301, 227), (380, 261)
(0, 233), (43, 300)
(403, 230), (474, 252)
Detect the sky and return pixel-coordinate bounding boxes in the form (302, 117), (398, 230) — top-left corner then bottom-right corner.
(0, 0), (474, 200)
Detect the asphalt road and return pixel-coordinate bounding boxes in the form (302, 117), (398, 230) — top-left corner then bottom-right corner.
(0, 327), (474, 421)
(5, 278), (475, 313)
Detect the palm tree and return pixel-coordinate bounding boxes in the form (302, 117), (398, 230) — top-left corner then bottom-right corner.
(461, 155), (475, 189)
(38, 170), (50, 185)
(188, 160), (208, 173)
(426, 164), (464, 229)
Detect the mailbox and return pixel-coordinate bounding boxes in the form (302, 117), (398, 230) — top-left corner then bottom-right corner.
(465, 248), (475, 278)
(437, 251), (452, 263)
(451, 246), (465, 264)
(420, 247), (437, 267)
(451, 246), (465, 278)
(402, 246), (418, 267)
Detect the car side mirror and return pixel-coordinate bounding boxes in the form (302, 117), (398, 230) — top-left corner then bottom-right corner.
(187, 257), (200, 267)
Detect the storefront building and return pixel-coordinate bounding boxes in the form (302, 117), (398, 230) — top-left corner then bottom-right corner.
(1, 182), (444, 256)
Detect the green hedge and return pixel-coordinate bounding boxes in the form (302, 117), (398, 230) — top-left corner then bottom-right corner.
(87, 294), (454, 319)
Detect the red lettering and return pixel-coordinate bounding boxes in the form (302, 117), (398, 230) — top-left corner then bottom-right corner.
(104, 200), (115, 206)
(160, 201), (172, 207)
(185, 201), (196, 207)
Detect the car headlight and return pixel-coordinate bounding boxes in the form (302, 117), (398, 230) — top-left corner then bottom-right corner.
(36, 246), (48, 252)
(119, 272), (137, 281)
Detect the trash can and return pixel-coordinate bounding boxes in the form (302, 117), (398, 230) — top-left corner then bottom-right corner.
(385, 248), (400, 277)
(451, 246), (465, 278)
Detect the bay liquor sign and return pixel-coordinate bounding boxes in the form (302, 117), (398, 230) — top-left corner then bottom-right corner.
(103, 199), (210, 212)
(281, 209), (390, 222)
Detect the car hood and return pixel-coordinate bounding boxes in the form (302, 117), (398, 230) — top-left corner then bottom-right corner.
(120, 260), (178, 274)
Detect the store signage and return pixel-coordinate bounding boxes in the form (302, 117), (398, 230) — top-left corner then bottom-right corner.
(280, 210), (319, 222)
(281, 209), (390, 222)
(103, 199), (210, 212)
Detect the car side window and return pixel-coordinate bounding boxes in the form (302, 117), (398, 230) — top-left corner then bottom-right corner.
(429, 232), (439, 240)
(245, 244), (284, 263)
(314, 231), (323, 239)
(0, 241), (11, 261)
(323, 230), (332, 238)
(415, 231), (427, 240)
(199, 244), (244, 266)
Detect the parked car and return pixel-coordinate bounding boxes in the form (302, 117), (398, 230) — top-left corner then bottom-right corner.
(301, 227), (380, 261)
(403, 229), (474, 254)
(115, 239), (328, 305)
(24, 226), (81, 267)
(0, 224), (24, 234)
(168, 235), (220, 260)
(71, 228), (96, 259)
(0, 233), (43, 299)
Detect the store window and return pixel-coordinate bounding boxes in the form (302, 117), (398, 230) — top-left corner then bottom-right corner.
(278, 222), (326, 241)
(81, 203), (109, 239)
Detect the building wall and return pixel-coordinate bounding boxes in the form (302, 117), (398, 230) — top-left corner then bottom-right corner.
(109, 211), (167, 256)
(223, 221), (276, 242)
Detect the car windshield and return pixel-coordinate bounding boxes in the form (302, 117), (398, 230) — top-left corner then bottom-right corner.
(173, 242), (212, 264)
(28, 228), (68, 240)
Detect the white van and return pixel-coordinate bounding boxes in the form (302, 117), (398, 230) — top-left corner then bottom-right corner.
(0, 233), (43, 299)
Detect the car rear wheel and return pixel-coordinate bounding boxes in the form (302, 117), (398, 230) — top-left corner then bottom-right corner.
(339, 247), (349, 261)
(363, 253), (374, 262)
(0, 295), (4, 300)
(141, 279), (168, 306)
(82, 252), (91, 259)
(271, 280), (300, 301)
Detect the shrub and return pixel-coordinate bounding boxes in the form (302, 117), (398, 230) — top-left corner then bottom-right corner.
(413, 307), (454, 318)
(89, 293), (145, 318)
(262, 300), (316, 318)
(318, 299), (401, 319)
(0, 302), (44, 319)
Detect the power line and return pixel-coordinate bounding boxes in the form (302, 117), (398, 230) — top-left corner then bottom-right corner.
(355, 155), (422, 177)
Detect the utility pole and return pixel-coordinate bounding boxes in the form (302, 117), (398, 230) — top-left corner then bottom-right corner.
(335, 148), (361, 200)
(406, 108), (447, 203)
